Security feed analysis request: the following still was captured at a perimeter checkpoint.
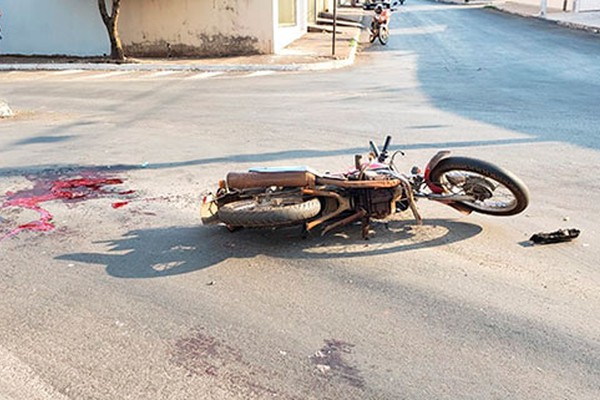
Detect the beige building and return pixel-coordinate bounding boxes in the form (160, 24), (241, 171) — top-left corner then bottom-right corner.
(0, 0), (324, 57)
(308, 0), (335, 22)
(119, 0), (316, 57)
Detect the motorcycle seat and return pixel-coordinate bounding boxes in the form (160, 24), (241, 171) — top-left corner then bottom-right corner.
(227, 169), (317, 189)
(248, 166), (320, 175)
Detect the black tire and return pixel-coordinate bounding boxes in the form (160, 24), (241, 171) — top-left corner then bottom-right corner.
(369, 30), (377, 43)
(378, 25), (389, 45)
(369, 22), (378, 43)
(429, 157), (529, 216)
(218, 198), (321, 228)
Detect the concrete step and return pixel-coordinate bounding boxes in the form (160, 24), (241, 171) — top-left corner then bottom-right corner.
(316, 17), (365, 28)
(308, 24), (343, 33)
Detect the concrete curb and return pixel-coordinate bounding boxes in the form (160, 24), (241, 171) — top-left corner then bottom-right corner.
(0, 32), (362, 73)
(546, 16), (600, 33)
(486, 5), (600, 34)
(435, 0), (600, 35)
(432, 0), (600, 35)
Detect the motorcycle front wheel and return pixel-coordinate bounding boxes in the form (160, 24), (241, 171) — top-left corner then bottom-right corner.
(369, 29), (378, 43)
(217, 197), (321, 228)
(378, 25), (389, 45)
(429, 157), (529, 216)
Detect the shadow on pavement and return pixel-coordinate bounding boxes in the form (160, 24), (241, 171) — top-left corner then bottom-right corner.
(0, 137), (540, 178)
(55, 218), (482, 279)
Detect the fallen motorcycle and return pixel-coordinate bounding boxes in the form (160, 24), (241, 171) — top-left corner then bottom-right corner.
(201, 136), (529, 239)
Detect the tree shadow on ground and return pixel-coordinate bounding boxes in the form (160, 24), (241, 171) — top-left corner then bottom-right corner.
(55, 218), (482, 279)
(0, 137), (539, 178)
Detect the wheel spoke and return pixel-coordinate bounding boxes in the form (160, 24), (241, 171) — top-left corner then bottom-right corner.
(440, 171), (518, 212)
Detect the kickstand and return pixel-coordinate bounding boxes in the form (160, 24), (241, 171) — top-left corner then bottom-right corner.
(225, 224), (242, 233)
(301, 224), (310, 239)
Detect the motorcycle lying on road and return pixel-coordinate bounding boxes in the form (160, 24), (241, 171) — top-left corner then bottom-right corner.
(369, 5), (391, 45)
(201, 136), (529, 239)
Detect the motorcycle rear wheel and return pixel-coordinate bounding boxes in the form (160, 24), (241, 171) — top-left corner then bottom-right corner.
(218, 197), (321, 228)
(429, 157), (529, 216)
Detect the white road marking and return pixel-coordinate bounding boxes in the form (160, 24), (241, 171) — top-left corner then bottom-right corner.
(147, 70), (180, 78)
(74, 71), (133, 81)
(243, 71), (275, 78)
(0, 69), (279, 82)
(52, 69), (85, 75)
(0, 71), (51, 81)
(186, 72), (224, 80)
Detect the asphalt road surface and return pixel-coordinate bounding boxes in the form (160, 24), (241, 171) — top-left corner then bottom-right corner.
(1, 1), (599, 399)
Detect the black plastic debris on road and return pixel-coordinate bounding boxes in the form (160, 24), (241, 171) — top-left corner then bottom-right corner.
(530, 229), (581, 245)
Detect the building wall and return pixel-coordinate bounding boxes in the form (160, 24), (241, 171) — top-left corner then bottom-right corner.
(119, 0), (276, 57)
(0, 0), (307, 57)
(308, 0), (329, 23)
(506, 0), (574, 11)
(574, 0), (600, 11)
(273, 0), (307, 53)
(0, 0), (108, 56)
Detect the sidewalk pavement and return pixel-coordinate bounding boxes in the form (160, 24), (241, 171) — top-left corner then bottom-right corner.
(492, 1), (600, 32)
(443, 0), (600, 33)
(0, 8), (368, 73)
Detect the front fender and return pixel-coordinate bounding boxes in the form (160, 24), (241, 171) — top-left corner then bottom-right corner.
(424, 150), (451, 194)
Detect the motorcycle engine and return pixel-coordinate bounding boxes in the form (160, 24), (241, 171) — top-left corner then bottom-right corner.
(356, 188), (396, 219)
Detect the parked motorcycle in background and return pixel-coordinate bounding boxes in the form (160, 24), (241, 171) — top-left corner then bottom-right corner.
(369, 5), (391, 45)
(201, 136), (530, 239)
(361, 0), (404, 9)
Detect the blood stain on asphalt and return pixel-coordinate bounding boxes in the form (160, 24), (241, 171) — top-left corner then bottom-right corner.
(0, 173), (133, 241)
(111, 201), (130, 209)
(310, 339), (365, 388)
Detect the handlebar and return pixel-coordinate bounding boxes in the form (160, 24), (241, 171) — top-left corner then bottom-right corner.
(369, 136), (394, 163)
(369, 140), (381, 160)
(382, 135), (392, 153)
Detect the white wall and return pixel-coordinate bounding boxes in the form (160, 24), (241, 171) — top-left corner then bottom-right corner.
(0, 0), (307, 57)
(0, 0), (108, 56)
(506, 0), (600, 12)
(273, 0), (308, 53)
(574, 0), (600, 11)
(507, 0), (574, 11)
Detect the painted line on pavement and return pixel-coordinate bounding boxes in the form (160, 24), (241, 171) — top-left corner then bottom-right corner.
(147, 70), (180, 78)
(186, 72), (224, 80)
(52, 69), (85, 75)
(243, 71), (276, 78)
(74, 71), (133, 81)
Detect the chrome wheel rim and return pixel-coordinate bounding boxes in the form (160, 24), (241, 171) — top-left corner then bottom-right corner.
(438, 171), (519, 212)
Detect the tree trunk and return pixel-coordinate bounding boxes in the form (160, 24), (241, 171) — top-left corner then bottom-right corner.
(98, 0), (125, 61)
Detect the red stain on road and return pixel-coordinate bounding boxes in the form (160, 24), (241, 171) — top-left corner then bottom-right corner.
(1, 174), (133, 241)
(111, 201), (129, 209)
